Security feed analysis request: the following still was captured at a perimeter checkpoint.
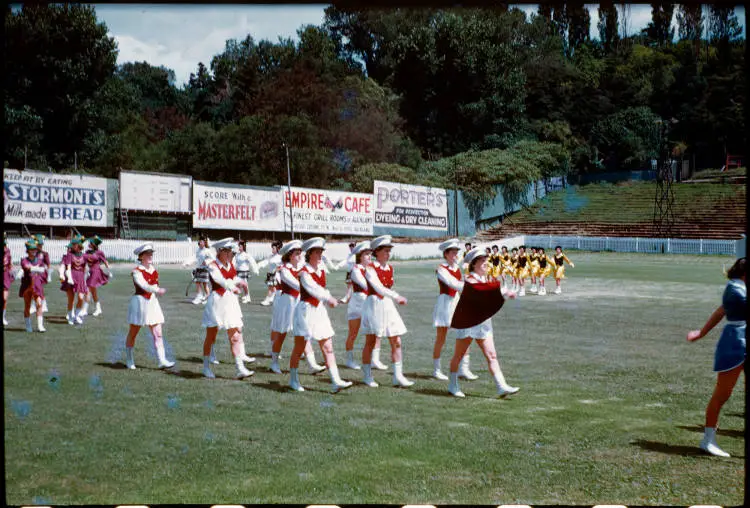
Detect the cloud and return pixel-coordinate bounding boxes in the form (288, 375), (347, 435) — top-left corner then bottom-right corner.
(98, 4), (327, 85)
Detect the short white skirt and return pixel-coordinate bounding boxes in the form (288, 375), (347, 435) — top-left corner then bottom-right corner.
(346, 291), (367, 321)
(433, 293), (459, 327)
(271, 292), (298, 333)
(454, 318), (493, 341)
(293, 301), (334, 341)
(127, 294), (165, 326)
(361, 295), (407, 338)
(202, 290), (243, 329)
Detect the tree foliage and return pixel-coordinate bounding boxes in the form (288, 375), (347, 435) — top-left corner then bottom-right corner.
(3, 4), (745, 198)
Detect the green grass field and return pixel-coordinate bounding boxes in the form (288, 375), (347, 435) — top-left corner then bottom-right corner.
(4, 252), (744, 505)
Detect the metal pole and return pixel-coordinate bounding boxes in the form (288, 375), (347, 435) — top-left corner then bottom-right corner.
(284, 143), (294, 239)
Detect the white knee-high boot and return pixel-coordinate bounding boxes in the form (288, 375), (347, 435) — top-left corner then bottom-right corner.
(448, 372), (465, 397)
(392, 361), (414, 387)
(459, 354), (478, 380)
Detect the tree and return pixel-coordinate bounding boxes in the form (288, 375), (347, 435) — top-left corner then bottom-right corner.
(4, 4), (118, 168)
(566, 3), (591, 56)
(597, 1), (620, 54)
(676, 5), (703, 58)
(644, 3), (675, 47)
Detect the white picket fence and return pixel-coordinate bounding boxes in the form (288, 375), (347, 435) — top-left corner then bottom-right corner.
(7, 233), (737, 265)
(523, 235), (742, 256)
(6, 238), (524, 265)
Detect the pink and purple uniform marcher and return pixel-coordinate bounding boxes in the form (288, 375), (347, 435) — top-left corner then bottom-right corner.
(86, 249), (109, 288)
(69, 251), (88, 293)
(3, 246), (12, 291)
(19, 256), (47, 299)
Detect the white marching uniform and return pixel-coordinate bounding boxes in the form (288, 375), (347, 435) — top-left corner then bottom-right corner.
(361, 261), (407, 337)
(202, 260), (243, 329)
(293, 263), (335, 341)
(127, 265), (165, 326)
(453, 272), (494, 340)
(270, 262), (301, 333)
(432, 262), (464, 327)
(259, 253), (282, 287)
(193, 247), (214, 282)
(347, 264), (369, 320)
(235, 251), (260, 279)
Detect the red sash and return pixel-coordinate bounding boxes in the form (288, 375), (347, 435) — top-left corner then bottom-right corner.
(280, 265), (301, 298)
(437, 265), (462, 297)
(134, 266), (159, 300)
(367, 263), (394, 299)
(300, 266), (326, 307)
(352, 266), (367, 294)
(210, 262), (237, 296)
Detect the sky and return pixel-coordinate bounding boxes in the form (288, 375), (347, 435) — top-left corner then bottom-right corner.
(92, 4), (746, 87)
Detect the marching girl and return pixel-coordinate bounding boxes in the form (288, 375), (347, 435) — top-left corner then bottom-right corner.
(337, 242), (357, 304)
(500, 246), (513, 288)
(447, 247), (520, 398)
(125, 243), (174, 370)
(528, 246), (540, 293)
(201, 238), (254, 379)
(343, 241), (372, 370)
(552, 245), (575, 294)
(3, 233), (13, 326)
(58, 239), (77, 325)
(488, 245), (502, 282)
(288, 237), (352, 392)
(687, 257), (746, 457)
(259, 240), (283, 306)
(269, 240), (327, 375)
(191, 237), (213, 305)
(509, 247), (520, 292)
(536, 247), (553, 295)
(84, 235), (111, 317)
(63, 235), (89, 324)
(461, 242), (473, 275)
(19, 239), (48, 332)
(28, 234), (51, 314)
(432, 239), (478, 381)
(515, 245), (530, 297)
(235, 240), (260, 304)
(360, 235), (414, 388)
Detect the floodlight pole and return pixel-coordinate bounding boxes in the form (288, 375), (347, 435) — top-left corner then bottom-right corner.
(283, 142), (294, 239)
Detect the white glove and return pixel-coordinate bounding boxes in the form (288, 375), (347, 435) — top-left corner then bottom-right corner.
(108, 271), (115, 280)
(14, 267), (24, 280)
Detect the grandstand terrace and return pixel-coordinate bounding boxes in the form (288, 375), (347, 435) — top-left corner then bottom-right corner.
(478, 181), (746, 241)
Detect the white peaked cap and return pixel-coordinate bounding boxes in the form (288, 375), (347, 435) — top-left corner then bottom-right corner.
(371, 235), (394, 250)
(438, 238), (461, 253)
(133, 243), (154, 256)
(213, 237), (236, 251)
(352, 241), (372, 255)
(301, 237), (326, 252)
(463, 247), (489, 267)
(280, 239), (304, 256)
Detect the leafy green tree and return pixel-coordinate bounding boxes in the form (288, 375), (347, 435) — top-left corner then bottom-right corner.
(644, 3), (675, 47)
(597, 2), (620, 54)
(4, 4), (117, 168)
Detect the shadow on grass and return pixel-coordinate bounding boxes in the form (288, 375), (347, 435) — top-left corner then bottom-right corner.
(676, 424), (745, 438)
(414, 387), (462, 398)
(94, 361), (128, 370)
(406, 372), (445, 381)
(3, 327), (28, 332)
(46, 316), (70, 324)
(726, 412), (745, 418)
(631, 439), (708, 457)
(164, 369), (207, 380)
(178, 356), (205, 364)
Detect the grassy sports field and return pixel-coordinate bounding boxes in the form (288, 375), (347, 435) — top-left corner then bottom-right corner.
(3, 252), (744, 505)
